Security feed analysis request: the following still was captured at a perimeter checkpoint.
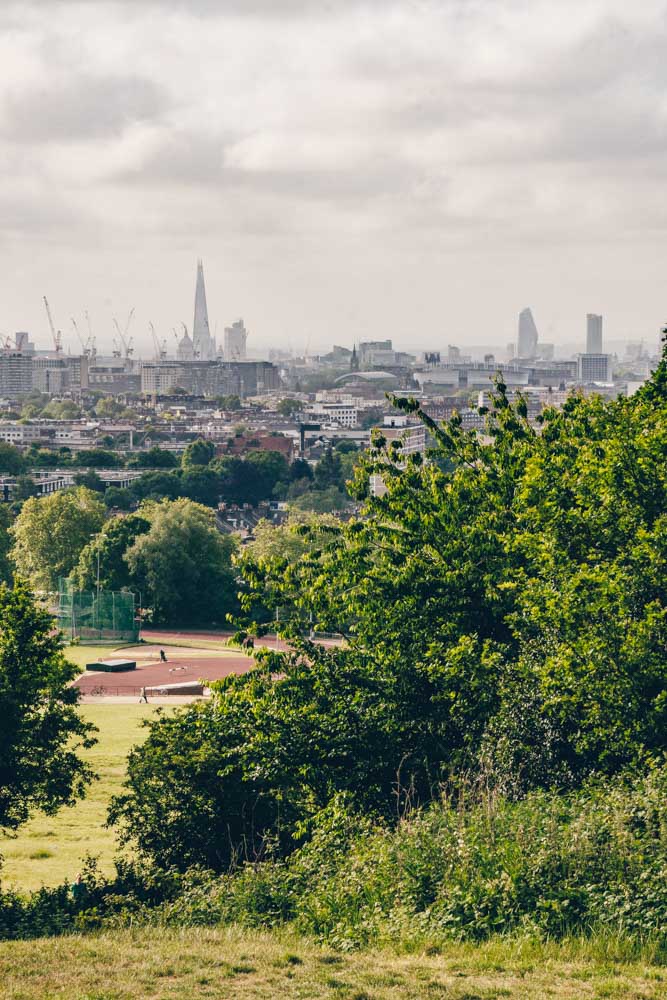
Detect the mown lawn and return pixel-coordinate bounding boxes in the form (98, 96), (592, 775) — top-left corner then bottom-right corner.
(0, 927), (665, 999)
(1, 704), (166, 891)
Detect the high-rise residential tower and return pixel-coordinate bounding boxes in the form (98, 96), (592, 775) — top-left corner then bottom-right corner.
(586, 313), (603, 354)
(192, 259), (216, 360)
(224, 319), (248, 360)
(517, 308), (539, 357)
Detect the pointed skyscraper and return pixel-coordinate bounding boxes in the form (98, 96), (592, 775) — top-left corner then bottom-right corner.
(193, 259), (214, 360)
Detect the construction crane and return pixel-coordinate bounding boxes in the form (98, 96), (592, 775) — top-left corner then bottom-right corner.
(112, 313), (135, 360)
(43, 296), (62, 354)
(84, 311), (97, 360)
(149, 322), (167, 361)
(71, 318), (88, 356)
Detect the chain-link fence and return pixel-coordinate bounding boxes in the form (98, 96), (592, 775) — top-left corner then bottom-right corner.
(58, 578), (139, 643)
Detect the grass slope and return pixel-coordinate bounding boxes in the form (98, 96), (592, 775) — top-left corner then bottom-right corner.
(1, 927), (665, 999)
(1, 704), (164, 891)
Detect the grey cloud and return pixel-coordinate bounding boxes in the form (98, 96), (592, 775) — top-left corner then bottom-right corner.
(2, 74), (168, 143)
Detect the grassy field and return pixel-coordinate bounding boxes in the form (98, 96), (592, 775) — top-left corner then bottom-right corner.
(62, 643), (139, 672)
(0, 927), (665, 999)
(1, 704), (163, 891)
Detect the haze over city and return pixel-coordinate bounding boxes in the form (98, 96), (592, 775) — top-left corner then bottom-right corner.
(1, 0), (666, 356)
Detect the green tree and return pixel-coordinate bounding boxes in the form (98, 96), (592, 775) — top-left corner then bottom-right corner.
(73, 469), (105, 492)
(103, 486), (133, 511)
(0, 581), (96, 833)
(277, 398), (305, 417)
(0, 505), (13, 584)
(124, 499), (237, 625)
(71, 512), (150, 593)
(313, 448), (343, 491)
(128, 448), (179, 469)
(0, 442), (25, 475)
(182, 438), (216, 468)
(111, 345), (667, 869)
(10, 488), (106, 591)
(73, 449), (124, 469)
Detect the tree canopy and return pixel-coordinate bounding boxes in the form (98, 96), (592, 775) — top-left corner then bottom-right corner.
(111, 344), (667, 871)
(0, 581), (95, 833)
(10, 488), (106, 592)
(124, 499), (238, 625)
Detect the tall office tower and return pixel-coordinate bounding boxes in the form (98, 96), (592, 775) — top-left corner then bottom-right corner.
(192, 259), (215, 360)
(517, 308), (539, 357)
(586, 313), (603, 354)
(224, 319), (248, 360)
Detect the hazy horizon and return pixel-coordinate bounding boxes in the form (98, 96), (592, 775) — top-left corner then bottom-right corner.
(1, 1), (666, 358)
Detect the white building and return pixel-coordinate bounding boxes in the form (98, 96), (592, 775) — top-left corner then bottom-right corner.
(308, 402), (358, 427)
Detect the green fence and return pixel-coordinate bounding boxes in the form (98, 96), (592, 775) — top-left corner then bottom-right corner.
(58, 579), (139, 644)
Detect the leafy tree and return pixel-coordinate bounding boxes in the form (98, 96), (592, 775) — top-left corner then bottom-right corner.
(290, 486), (349, 513)
(73, 469), (105, 492)
(111, 345), (667, 870)
(0, 581), (96, 833)
(124, 499), (237, 625)
(41, 400), (81, 420)
(289, 458), (313, 483)
(129, 471), (182, 502)
(103, 486), (133, 511)
(71, 512), (150, 593)
(128, 448), (179, 469)
(94, 397), (123, 419)
(216, 394), (242, 411)
(10, 488), (106, 591)
(0, 443), (25, 476)
(0, 505), (13, 584)
(277, 398), (304, 417)
(182, 438), (216, 468)
(313, 448), (343, 491)
(180, 468), (221, 507)
(11, 475), (38, 503)
(73, 449), (124, 469)
(334, 439), (358, 454)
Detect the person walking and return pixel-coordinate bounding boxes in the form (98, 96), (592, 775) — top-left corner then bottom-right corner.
(139, 686), (148, 704)
(159, 649), (167, 662)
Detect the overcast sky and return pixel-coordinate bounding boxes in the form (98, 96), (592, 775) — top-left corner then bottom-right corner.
(1, 0), (666, 357)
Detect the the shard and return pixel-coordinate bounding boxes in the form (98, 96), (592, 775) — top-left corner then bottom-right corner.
(192, 259), (216, 360)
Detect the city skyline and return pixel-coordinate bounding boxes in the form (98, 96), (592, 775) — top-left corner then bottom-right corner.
(1, 1), (666, 354)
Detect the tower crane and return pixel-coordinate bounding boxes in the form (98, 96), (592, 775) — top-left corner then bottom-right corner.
(112, 313), (135, 359)
(149, 322), (167, 361)
(85, 311), (97, 360)
(71, 318), (88, 356)
(43, 296), (63, 354)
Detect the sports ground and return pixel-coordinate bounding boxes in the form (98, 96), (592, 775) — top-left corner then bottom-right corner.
(72, 628), (290, 699)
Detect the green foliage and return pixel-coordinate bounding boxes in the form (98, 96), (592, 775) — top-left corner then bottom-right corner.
(40, 400), (81, 420)
(182, 438), (216, 468)
(123, 499), (237, 625)
(71, 512), (150, 592)
(0, 442), (25, 475)
(277, 398), (305, 417)
(313, 448), (343, 491)
(0, 505), (13, 584)
(73, 469), (105, 492)
(72, 448), (124, 469)
(0, 581), (96, 834)
(127, 447), (179, 469)
(10, 488), (106, 591)
(289, 487), (349, 513)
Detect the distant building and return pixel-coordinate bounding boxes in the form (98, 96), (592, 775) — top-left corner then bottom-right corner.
(577, 353), (612, 382)
(0, 351), (33, 398)
(586, 314), (603, 354)
(192, 259), (216, 361)
(308, 401), (358, 428)
(176, 328), (195, 361)
(369, 414), (426, 497)
(224, 320), (248, 361)
(517, 308), (539, 357)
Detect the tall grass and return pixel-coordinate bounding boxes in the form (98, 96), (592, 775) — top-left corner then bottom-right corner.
(2, 765), (667, 953)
